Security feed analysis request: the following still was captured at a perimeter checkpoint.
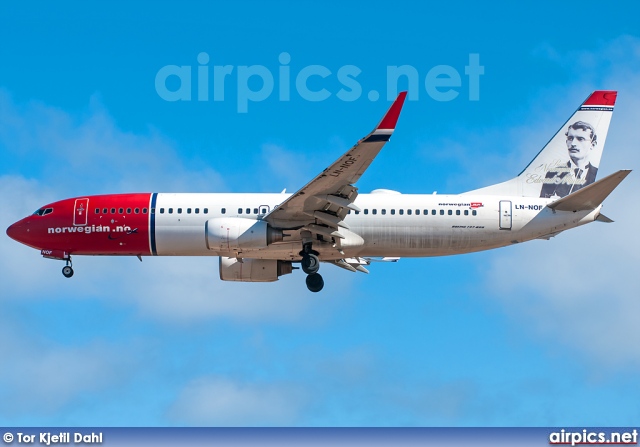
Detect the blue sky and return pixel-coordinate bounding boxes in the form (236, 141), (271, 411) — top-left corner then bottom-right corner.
(1, 1), (640, 426)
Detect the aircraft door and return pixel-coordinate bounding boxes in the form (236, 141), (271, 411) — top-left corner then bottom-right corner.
(74, 198), (89, 226)
(499, 200), (512, 230)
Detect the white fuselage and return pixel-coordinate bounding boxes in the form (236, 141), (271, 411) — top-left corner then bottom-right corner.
(153, 192), (599, 259)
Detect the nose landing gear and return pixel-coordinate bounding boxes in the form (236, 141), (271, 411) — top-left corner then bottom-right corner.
(62, 257), (74, 278)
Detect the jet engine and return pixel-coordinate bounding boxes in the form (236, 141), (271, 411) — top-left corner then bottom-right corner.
(219, 257), (293, 282)
(205, 218), (283, 252)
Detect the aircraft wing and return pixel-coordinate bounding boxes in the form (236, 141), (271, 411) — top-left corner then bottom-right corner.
(264, 92), (407, 230)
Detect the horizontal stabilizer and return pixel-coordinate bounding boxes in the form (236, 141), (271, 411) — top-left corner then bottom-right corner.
(596, 213), (614, 223)
(548, 169), (631, 212)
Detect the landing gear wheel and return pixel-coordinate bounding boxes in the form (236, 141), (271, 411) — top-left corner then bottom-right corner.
(301, 253), (320, 274)
(62, 266), (74, 278)
(306, 273), (324, 293)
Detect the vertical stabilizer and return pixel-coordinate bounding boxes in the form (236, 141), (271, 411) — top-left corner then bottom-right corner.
(465, 91), (617, 198)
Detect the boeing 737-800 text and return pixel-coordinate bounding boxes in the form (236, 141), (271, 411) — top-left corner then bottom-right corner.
(6, 91), (630, 292)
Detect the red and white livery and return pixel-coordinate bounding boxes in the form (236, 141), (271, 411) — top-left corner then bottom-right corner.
(7, 91), (630, 292)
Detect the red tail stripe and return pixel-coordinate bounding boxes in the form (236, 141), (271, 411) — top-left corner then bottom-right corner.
(583, 90), (617, 106)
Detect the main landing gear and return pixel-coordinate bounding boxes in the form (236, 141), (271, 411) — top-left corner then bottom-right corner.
(62, 257), (74, 278)
(305, 272), (324, 293)
(301, 243), (324, 292)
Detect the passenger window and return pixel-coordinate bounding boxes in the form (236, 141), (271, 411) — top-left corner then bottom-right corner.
(134, 208), (140, 214)
(364, 209), (369, 215)
(416, 209), (420, 215)
(399, 209), (404, 215)
(177, 208), (182, 214)
(372, 209), (377, 215)
(168, 208), (173, 214)
(407, 209), (412, 215)
(118, 208), (124, 214)
(238, 208), (243, 214)
(456, 210), (460, 215)
(204, 208), (209, 214)
(144, 208), (149, 214)
(472, 210), (477, 216)
(253, 208), (258, 214)
(221, 208), (225, 214)
(195, 208), (200, 214)
(127, 208), (132, 214)
(246, 208), (250, 214)
(94, 208), (100, 214)
(381, 209), (386, 215)
(448, 210), (452, 215)
(439, 210), (444, 215)
(111, 208), (116, 214)
(464, 210), (469, 216)
(187, 208), (192, 214)
(355, 211), (360, 215)
(261, 208), (267, 214)
(103, 208), (108, 214)
(160, 208), (165, 214)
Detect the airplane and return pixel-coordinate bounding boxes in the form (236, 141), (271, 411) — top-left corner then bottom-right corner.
(6, 90), (630, 293)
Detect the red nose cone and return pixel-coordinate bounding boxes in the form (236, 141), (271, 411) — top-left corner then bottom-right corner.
(6, 220), (30, 245)
(6, 222), (20, 241)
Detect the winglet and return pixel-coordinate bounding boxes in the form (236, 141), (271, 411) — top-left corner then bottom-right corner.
(376, 91), (407, 130)
(362, 92), (407, 143)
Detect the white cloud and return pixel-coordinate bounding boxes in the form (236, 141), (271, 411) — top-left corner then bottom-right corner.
(418, 36), (640, 195)
(0, 90), (226, 195)
(0, 320), (138, 418)
(482, 36), (640, 371)
(113, 255), (351, 324)
(168, 377), (306, 426)
(0, 94), (356, 324)
(259, 143), (314, 193)
(0, 175), (63, 293)
(533, 35), (640, 78)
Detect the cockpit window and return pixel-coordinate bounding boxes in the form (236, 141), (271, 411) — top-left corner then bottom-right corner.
(33, 207), (53, 216)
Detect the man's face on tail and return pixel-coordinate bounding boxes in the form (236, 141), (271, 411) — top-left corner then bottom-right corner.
(566, 127), (595, 166)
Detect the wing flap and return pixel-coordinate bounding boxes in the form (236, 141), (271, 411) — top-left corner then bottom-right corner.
(328, 257), (371, 274)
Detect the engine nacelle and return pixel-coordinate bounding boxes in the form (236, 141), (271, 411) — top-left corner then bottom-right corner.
(219, 257), (293, 282)
(205, 218), (283, 252)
